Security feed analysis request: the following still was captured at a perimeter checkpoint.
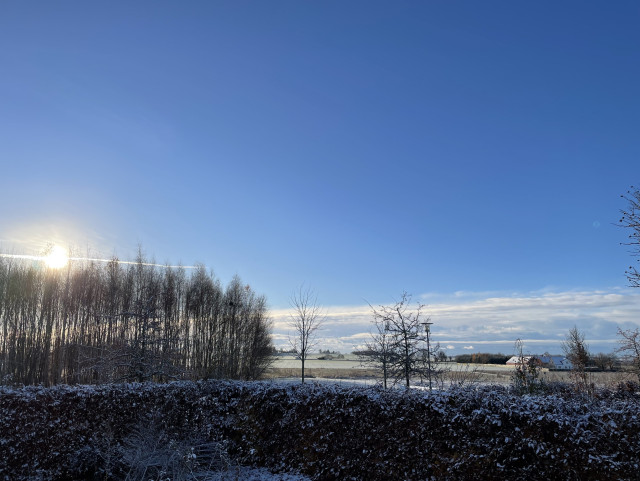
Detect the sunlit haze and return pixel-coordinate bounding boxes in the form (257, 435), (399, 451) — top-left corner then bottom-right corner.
(44, 245), (69, 269)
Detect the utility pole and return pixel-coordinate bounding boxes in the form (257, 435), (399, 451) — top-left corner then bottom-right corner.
(422, 321), (433, 390)
(381, 321), (389, 389)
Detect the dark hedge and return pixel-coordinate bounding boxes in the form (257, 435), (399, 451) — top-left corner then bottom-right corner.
(1, 381), (640, 480)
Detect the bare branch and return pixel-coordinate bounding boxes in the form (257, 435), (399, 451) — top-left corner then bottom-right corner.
(617, 327), (640, 383)
(562, 326), (591, 393)
(364, 292), (443, 389)
(619, 186), (640, 288)
(288, 285), (325, 383)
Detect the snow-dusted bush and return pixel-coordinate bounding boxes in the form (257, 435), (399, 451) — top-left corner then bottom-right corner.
(96, 412), (233, 480)
(1, 381), (639, 480)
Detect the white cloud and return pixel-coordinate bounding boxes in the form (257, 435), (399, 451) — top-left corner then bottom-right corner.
(270, 288), (640, 355)
(463, 346), (474, 350)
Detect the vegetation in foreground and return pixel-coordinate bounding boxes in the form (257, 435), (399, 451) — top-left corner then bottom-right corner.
(2, 380), (640, 480)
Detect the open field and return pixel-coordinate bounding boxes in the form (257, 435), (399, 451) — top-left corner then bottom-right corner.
(268, 355), (635, 387)
(264, 367), (380, 380)
(269, 354), (367, 370)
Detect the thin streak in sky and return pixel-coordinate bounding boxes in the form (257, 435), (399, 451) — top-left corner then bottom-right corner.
(0, 253), (41, 261)
(0, 253), (196, 269)
(68, 256), (197, 269)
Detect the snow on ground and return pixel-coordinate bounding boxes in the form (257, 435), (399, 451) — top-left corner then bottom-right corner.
(211, 466), (311, 480)
(262, 377), (379, 387)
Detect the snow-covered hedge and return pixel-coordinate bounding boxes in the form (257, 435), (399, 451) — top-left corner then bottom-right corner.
(1, 381), (639, 480)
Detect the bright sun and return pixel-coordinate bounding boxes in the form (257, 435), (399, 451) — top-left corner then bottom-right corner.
(44, 245), (69, 269)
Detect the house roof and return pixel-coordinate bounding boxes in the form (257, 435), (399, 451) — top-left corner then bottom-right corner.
(539, 355), (571, 365)
(506, 355), (535, 364)
(507, 355), (572, 366)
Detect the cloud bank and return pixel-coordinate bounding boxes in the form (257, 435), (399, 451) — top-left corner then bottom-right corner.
(270, 288), (640, 355)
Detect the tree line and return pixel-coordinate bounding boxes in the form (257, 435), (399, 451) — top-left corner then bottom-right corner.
(0, 253), (273, 386)
(453, 353), (511, 364)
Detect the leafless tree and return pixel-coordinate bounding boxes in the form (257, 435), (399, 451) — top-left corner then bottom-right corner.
(511, 338), (544, 394)
(446, 363), (482, 388)
(368, 292), (442, 389)
(619, 186), (640, 288)
(562, 326), (591, 392)
(0, 249), (273, 386)
(617, 327), (640, 383)
(358, 317), (397, 389)
(288, 286), (324, 384)
(86, 296), (185, 383)
(593, 352), (617, 372)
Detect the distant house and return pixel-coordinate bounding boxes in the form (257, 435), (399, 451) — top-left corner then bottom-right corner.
(539, 355), (573, 371)
(506, 355), (541, 366)
(506, 355), (572, 370)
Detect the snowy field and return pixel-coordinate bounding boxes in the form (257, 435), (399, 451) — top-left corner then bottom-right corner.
(263, 377), (379, 387)
(270, 353), (368, 370)
(269, 355), (518, 386)
(270, 354), (514, 372)
(269, 355), (627, 387)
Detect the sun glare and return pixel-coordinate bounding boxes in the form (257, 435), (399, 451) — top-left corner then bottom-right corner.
(44, 245), (69, 269)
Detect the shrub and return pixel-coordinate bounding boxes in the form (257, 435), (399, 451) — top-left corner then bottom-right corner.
(1, 381), (640, 480)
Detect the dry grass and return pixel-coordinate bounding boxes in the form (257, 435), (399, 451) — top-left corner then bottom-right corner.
(541, 369), (636, 387)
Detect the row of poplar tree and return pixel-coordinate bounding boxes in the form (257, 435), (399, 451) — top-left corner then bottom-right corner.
(0, 254), (273, 386)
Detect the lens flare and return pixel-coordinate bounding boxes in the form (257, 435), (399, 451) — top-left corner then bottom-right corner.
(44, 245), (69, 268)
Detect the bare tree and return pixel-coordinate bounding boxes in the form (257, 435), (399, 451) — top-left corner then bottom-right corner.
(368, 292), (441, 389)
(87, 296), (185, 383)
(511, 338), (544, 395)
(617, 327), (640, 383)
(562, 326), (590, 392)
(446, 363), (482, 389)
(358, 317), (397, 389)
(0, 249), (274, 386)
(619, 186), (640, 288)
(593, 352), (617, 372)
(288, 286), (324, 384)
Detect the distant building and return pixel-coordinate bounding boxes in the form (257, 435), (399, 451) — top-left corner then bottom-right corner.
(539, 355), (573, 370)
(506, 355), (572, 370)
(506, 355), (541, 366)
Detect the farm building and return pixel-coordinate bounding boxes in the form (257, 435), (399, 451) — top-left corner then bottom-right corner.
(506, 355), (542, 366)
(539, 355), (573, 370)
(506, 355), (572, 370)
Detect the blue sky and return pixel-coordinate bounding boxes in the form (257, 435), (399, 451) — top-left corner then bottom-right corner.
(1, 2), (639, 354)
